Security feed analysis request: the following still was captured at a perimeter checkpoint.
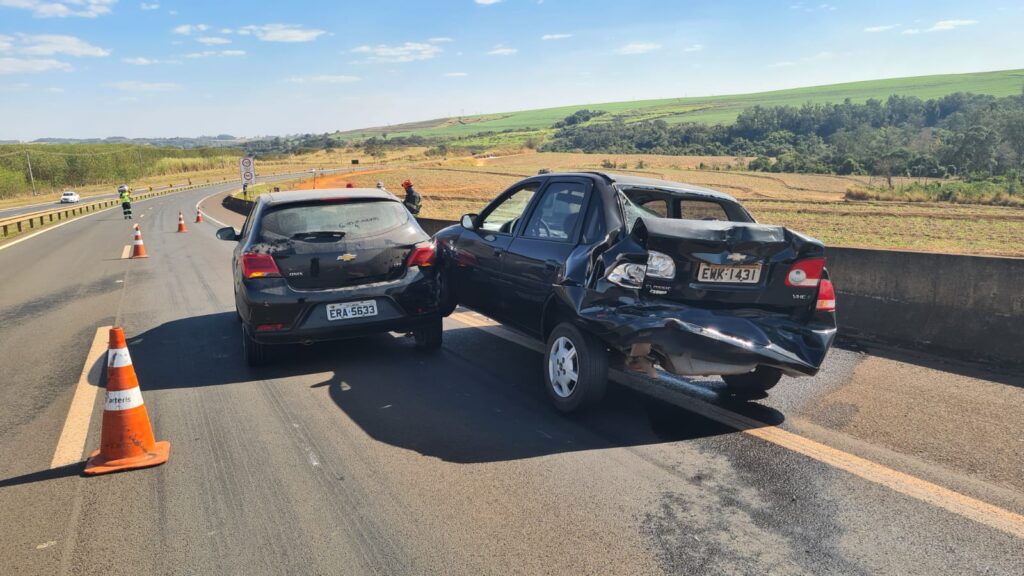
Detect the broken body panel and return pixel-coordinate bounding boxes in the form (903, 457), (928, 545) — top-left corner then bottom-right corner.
(436, 172), (836, 380)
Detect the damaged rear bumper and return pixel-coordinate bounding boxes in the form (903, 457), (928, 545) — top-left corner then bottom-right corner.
(578, 302), (836, 378)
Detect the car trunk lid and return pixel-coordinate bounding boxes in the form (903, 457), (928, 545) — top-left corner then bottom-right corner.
(635, 217), (825, 311)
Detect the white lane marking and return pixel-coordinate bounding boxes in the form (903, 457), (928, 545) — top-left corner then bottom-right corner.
(120, 245), (131, 259)
(0, 208), (109, 253)
(50, 327), (110, 468)
(194, 192), (229, 228)
(448, 311), (1024, 541)
(104, 387), (144, 411)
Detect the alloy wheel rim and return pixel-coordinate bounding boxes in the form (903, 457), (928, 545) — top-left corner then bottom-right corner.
(548, 336), (579, 398)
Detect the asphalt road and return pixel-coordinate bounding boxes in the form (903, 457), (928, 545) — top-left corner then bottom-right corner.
(0, 184), (1021, 575)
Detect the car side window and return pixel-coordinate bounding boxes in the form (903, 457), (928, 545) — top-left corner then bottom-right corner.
(639, 199), (669, 217)
(480, 183), (540, 234)
(522, 182), (588, 242)
(681, 199), (729, 221)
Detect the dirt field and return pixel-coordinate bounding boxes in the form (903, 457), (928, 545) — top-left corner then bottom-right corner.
(275, 152), (1023, 257)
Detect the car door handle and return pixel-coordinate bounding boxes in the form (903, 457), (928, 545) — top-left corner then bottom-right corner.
(494, 248), (505, 257)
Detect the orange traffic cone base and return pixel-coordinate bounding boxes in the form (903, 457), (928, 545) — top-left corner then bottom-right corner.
(84, 440), (170, 475)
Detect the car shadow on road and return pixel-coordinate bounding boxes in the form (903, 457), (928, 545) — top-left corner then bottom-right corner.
(122, 312), (785, 464)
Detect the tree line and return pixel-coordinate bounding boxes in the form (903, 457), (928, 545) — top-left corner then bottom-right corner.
(0, 144), (241, 199)
(542, 92), (1024, 182)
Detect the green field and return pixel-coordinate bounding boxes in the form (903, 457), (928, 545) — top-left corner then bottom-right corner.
(338, 68), (1024, 140)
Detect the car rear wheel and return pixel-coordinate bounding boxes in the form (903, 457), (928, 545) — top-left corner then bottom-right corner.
(721, 366), (782, 396)
(544, 323), (608, 413)
(413, 317), (443, 350)
(242, 325), (268, 367)
(438, 268), (457, 317)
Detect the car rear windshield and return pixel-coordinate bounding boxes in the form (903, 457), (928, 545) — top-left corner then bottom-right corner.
(258, 200), (409, 242)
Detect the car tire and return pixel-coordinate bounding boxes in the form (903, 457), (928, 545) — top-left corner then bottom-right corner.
(721, 366), (782, 396)
(544, 322), (608, 413)
(438, 268), (457, 317)
(242, 325), (268, 367)
(413, 317), (443, 350)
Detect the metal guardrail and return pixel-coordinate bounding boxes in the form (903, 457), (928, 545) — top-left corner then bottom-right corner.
(0, 181), (223, 239)
(0, 165), (384, 241)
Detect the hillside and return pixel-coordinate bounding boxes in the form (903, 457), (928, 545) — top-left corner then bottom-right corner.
(338, 68), (1024, 140)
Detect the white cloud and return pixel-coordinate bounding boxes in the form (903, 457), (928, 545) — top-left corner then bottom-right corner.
(864, 24), (898, 32)
(172, 24), (209, 35)
(444, 71), (468, 77)
(122, 56), (158, 65)
(15, 34), (110, 57)
(928, 19), (978, 32)
(184, 49), (245, 58)
(106, 80), (179, 91)
(902, 28), (921, 35)
(351, 42), (442, 63)
(0, 81), (31, 91)
(238, 24), (325, 43)
(428, 37), (453, 43)
(220, 28), (233, 34)
(0, 0), (116, 18)
(196, 36), (231, 45)
(139, 2), (158, 9)
(486, 44), (517, 56)
(46, 86), (63, 92)
(541, 33), (572, 40)
(768, 61), (796, 68)
(475, 0), (502, 4)
(0, 57), (71, 74)
(287, 74), (360, 84)
(615, 42), (660, 55)
(683, 43), (703, 52)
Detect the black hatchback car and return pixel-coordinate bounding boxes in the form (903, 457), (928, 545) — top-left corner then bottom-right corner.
(434, 172), (837, 412)
(217, 188), (442, 365)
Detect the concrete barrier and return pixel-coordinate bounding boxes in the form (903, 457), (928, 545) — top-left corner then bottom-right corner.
(213, 202), (1024, 367)
(828, 247), (1022, 367)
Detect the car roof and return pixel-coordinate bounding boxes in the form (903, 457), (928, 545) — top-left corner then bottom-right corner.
(262, 188), (398, 206)
(549, 171), (738, 202)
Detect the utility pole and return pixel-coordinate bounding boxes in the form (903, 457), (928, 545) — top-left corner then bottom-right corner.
(25, 151), (36, 195)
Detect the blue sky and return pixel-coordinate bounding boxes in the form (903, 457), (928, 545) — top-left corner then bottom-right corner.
(0, 0), (1022, 140)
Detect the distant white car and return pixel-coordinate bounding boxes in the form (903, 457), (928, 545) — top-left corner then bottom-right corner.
(60, 191), (80, 203)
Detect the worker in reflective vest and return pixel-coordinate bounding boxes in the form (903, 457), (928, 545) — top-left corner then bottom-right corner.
(118, 185), (133, 220)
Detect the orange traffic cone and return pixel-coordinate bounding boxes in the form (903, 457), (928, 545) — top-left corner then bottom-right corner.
(195, 209), (204, 223)
(84, 327), (170, 475)
(130, 226), (149, 258)
(177, 212), (188, 233)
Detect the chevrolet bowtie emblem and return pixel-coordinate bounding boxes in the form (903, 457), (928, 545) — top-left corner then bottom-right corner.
(726, 253), (746, 262)
(337, 253), (356, 262)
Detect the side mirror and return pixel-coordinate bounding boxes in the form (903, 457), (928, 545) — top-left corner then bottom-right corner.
(216, 226), (239, 241)
(460, 213), (477, 229)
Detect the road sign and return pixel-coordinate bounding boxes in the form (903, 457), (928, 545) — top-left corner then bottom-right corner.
(239, 157), (256, 186)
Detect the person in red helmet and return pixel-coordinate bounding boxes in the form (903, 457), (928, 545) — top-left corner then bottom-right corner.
(345, 182), (355, 188)
(401, 179), (422, 216)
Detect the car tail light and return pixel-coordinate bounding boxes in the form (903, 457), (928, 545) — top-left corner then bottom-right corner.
(816, 279), (836, 312)
(646, 251), (676, 280)
(607, 262), (646, 289)
(255, 323), (286, 332)
(241, 253), (282, 279)
(785, 257), (825, 288)
(406, 243), (436, 268)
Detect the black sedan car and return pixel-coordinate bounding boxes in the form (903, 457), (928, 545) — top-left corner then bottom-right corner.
(434, 172), (837, 412)
(217, 188), (442, 365)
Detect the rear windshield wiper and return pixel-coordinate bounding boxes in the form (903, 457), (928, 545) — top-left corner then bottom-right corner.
(291, 230), (347, 240)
